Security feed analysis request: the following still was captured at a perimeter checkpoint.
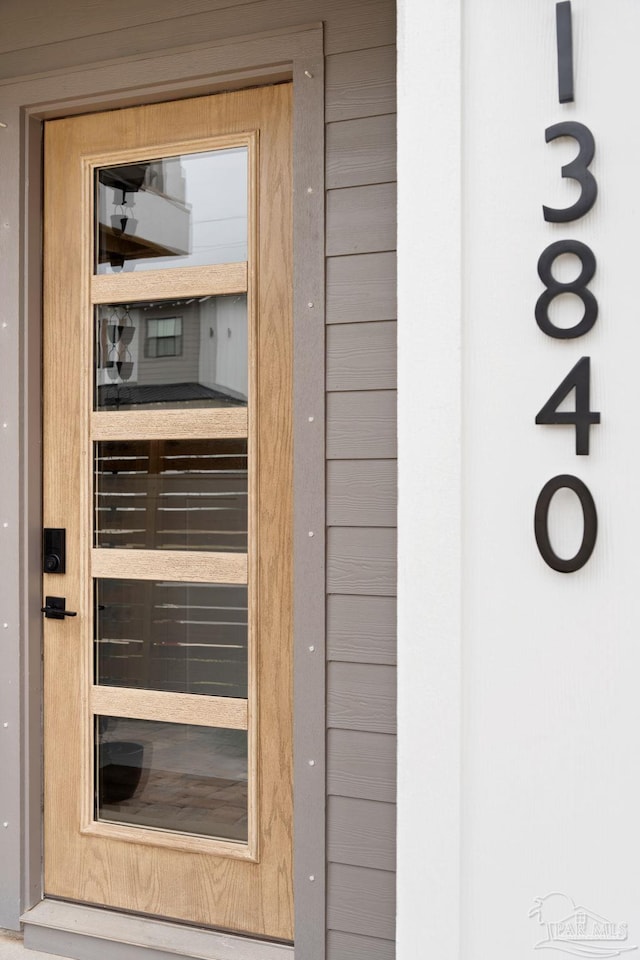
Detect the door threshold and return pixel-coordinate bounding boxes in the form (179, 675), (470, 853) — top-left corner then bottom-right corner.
(21, 901), (294, 960)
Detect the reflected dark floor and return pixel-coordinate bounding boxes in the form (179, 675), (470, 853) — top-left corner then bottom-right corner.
(99, 769), (248, 840)
(97, 717), (248, 841)
(96, 381), (247, 409)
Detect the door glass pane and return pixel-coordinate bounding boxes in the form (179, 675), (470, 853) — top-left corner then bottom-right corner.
(95, 580), (248, 698)
(96, 717), (247, 841)
(94, 438), (247, 552)
(95, 147), (248, 273)
(95, 295), (248, 410)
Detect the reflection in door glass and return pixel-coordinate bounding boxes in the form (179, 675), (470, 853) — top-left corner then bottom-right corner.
(95, 147), (248, 273)
(95, 580), (248, 698)
(94, 295), (247, 410)
(96, 716), (248, 841)
(94, 438), (247, 552)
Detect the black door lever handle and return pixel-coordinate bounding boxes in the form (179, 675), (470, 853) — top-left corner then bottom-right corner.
(41, 596), (77, 620)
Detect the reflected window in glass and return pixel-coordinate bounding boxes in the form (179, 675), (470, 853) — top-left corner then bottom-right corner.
(145, 317), (183, 358)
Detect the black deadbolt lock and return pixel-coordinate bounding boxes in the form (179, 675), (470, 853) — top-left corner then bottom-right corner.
(43, 528), (66, 574)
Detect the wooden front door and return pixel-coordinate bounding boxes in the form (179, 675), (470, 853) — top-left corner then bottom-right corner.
(42, 85), (293, 939)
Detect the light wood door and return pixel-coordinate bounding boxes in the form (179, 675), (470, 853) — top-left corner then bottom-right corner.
(42, 86), (292, 939)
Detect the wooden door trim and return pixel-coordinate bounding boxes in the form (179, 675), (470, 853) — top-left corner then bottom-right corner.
(0, 23), (324, 960)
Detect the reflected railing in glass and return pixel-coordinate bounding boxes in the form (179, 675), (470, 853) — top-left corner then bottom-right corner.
(95, 147), (248, 273)
(94, 438), (247, 552)
(95, 295), (248, 410)
(94, 579), (248, 698)
(96, 716), (247, 841)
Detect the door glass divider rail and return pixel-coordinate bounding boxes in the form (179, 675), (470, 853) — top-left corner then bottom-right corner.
(91, 262), (248, 304)
(91, 548), (248, 583)
(91, 408), (248, 441)
(90, 685), (248, 730)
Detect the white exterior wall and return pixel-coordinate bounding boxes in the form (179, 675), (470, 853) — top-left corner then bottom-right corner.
(397, 0), (461, 956)
(398, 0), (640, 956)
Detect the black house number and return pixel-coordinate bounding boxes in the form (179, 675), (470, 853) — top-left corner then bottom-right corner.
(534, 2), (599, 573)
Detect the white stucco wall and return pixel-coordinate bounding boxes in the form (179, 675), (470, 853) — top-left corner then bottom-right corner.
(397, 0), (462, 956)
(398, 1), (640, 956)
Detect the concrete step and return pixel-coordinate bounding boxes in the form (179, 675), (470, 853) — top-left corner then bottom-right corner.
(0, 930), (73, 960)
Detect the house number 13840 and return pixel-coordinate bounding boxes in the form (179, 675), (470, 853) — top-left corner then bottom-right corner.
(533, 3), (599, 572)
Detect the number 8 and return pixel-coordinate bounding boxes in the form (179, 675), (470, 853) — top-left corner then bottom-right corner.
(535, 239), (597, 339)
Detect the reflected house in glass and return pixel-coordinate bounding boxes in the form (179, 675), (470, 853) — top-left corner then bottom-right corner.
(97, 159), (191, 270)
(95, 295), (248, 409)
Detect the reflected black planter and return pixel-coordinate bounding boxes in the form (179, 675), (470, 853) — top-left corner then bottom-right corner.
(115, 360), (134, 381)
(99, 740), (144, 804)
(110, 214), (138, 238)
(107, 324), (136, 346)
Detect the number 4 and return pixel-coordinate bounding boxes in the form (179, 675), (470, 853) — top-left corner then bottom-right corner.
(535, 356), (600, 455)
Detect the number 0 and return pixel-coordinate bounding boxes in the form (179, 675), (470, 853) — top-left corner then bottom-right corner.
(534, 474), (597, 572)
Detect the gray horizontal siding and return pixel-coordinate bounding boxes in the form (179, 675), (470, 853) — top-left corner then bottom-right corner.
(328, 729), (396, 802)
(327, 527), (396, 596)
(323, 0), (396, 56)
(326, 252), (397, 324)
(328, 662), (396, 735)
(326, 183), (397, 256)
(328, 797), (395, 870)
(326, 114), (396, 188)
(327, 459), (396, 527)
(327, 863), (395, 941)
(327, 931), (396, 960)
(327, 321), (397, 391)
(325, 30), (396, 960)
(327, 391), (396, 459)
(327, 595), (396, 663)
(1, 0), (248, 51)
(0, 0), (394, 78)
(325, 46), (396, 122)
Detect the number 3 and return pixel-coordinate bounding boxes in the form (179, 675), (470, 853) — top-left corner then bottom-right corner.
(543, 121), (597, 223)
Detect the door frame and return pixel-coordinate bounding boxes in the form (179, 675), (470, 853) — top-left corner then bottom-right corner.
(0, 22), (324, 960)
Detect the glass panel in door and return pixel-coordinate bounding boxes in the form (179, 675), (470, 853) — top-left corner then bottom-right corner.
(94, 294), (248, 409)
(96, 717), (248, 841)
(96, 146), (248, 272)
(94, 580), (248, 697)
(94, 438), (248, 551)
